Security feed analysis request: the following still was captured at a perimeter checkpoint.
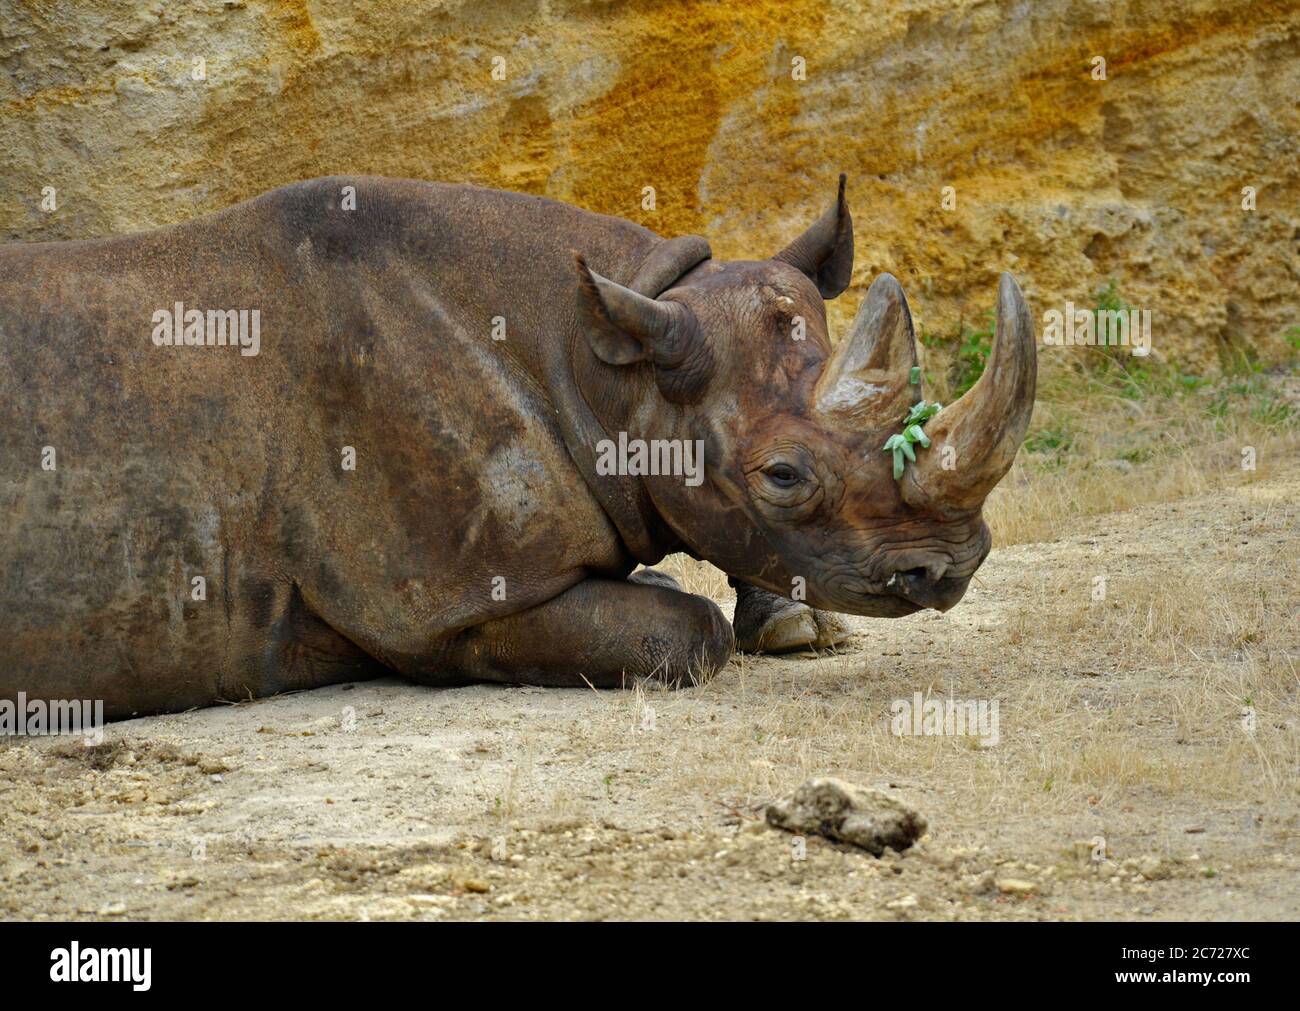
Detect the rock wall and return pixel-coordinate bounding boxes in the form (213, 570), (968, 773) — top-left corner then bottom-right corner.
(2, 0), (1296, 368)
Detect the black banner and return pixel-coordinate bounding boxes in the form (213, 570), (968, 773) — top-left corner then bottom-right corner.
(0, 921), (1277, 997)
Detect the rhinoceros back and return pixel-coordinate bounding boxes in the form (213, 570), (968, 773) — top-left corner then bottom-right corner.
(0, 178), (654, 716)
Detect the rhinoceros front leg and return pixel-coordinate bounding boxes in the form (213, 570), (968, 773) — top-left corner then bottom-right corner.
(728, 577), (851, 654)
(625, 569), (851, 655)
(417, 576), (733, 688)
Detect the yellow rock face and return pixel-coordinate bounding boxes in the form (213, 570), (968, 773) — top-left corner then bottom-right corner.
(2, 0), (1296, 368)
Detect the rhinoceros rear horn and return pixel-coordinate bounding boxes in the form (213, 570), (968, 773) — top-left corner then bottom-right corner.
(574, 252), (712, 404)
(774, 173), (853, 299)
(813, 272), (920, 424)
(901, 272), (1038, 514)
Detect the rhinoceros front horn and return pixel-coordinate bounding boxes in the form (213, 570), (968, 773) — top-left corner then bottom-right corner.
(901, 272), (1038, 514)
(574, 253), (712, 404)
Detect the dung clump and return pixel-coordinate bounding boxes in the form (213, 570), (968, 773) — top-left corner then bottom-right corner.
(766, 777), (927, 856)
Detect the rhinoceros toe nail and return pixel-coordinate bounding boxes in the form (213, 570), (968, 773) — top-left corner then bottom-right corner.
(754, 607), (819, 653)
(811, 610), (852, 648)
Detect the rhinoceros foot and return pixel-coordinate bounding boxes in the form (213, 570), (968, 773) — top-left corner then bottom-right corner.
(731, 581), (852, 654)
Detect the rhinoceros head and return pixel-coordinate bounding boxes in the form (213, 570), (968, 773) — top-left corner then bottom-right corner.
(573, 177), (1036, 617)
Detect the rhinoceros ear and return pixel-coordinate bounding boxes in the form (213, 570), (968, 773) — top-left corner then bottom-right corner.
(574, 253), (712, 403)
(774, 173), (853, 299)
(629, 235), (712, 297)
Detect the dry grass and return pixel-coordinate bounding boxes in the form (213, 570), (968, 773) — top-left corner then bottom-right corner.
(658, 553), (731, 599)
(985, 356), (1300, 546)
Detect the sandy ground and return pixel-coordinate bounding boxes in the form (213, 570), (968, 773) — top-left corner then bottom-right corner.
(2, 468), (1296, 921)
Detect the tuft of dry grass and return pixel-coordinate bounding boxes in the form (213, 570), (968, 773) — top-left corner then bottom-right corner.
(984, 356), (1299, 546)
(658, 553), (731, 599)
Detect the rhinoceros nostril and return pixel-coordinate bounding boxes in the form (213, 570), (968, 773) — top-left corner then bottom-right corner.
(899, 566), (930, 582)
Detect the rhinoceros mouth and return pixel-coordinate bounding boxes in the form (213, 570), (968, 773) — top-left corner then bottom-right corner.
(846, 593), (925, 618)
(825, 566), (973, 616)
(886, 575), (969, 613)
(821, 584), (926, 618)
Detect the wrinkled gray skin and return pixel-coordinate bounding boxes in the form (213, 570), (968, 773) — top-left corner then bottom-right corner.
(0, 175), (1035, 719)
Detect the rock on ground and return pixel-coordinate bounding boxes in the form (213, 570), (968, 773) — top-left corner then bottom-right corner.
(765, 777), (927, 857)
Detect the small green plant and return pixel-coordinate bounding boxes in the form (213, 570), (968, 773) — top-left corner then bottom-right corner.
(1222, 344), (1264, 377)
(1093, 277), (1127, 319)
(903, 399), (943, 427)
(919, 311), (992, 399)
(1024, 426), (1073, 455)
(1208, 373), (1294, 427)
(1076, 279), (1162, 396)
(953, 312), (995, 397)
(883, 400), (942, 480)
(1118, 446), (1153, 464)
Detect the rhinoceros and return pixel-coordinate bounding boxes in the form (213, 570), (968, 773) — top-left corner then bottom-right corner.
(0, 175), (1034, 720)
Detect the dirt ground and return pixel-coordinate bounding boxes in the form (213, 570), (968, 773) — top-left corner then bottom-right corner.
(2, 466), (1296, 921)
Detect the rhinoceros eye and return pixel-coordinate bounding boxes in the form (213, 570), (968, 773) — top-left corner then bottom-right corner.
(764, 464), (802, 488)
